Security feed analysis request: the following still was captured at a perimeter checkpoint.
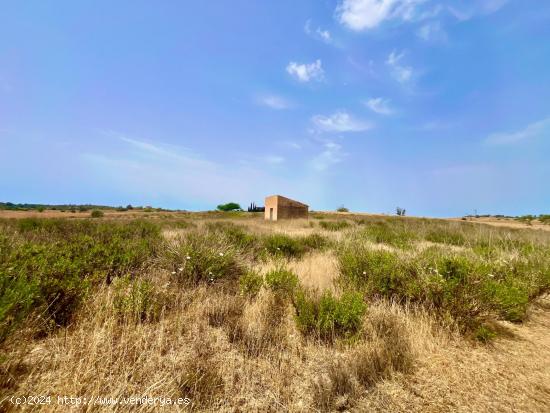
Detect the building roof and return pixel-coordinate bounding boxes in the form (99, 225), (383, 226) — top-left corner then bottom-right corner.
(265, 195), (309, 208)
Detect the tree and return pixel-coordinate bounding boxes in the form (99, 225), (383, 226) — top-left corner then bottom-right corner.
(217, 202), (241, 212)
(336, 205), (349, 212)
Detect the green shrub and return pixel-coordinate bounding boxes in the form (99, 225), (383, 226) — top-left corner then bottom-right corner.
(239, 270), (263, 297)
(265, 267), (299, 296)
(164, 231), (242, 285)
(0, 219), (161, 341)
(360, 221), (417, 249)
(262, 233), (305, 258)
(338, 245), (410, 297)
(336, 206), (349, 213)
(474, 324), (497, 343)
(301, 233), (329, 250)
(216, 202), (241, 212)
(206, 222), (257, 251)
(112, 276), (163, 323)
(319, 220), (350, 231)
(425, 229), (466, 246)
(294, 289), (366, 340)
(90, 210), (104, 218)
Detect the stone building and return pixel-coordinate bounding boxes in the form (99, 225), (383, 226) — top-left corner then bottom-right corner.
(264, 195), (308, 221)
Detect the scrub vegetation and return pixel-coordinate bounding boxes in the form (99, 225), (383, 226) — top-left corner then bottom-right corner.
(1, 212), (549, 411)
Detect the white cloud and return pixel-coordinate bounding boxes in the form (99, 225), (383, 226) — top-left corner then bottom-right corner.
(485, 117), (550, 145)
(256, 94), (293, 110)
(264, 155), (286, 164)
(448, 0), (508, 21)
(416, 21), (447, 42)
(286, 60), (324, 82)
(336, 0), (425, 31)
(386, 50), (413, 83)
(312, 111), (373, 133)
(310, 141), (345, 171)
(304, 20), (333, 44)
(282, 141), (302, 150)
(364, 97), (394, 115)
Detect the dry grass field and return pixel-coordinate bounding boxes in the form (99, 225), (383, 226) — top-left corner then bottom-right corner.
(1, 211), (549, 412)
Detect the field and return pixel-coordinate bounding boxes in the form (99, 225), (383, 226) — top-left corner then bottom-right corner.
(1, 211), (549, 412)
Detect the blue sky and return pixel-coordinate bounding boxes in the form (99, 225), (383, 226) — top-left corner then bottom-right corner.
(1, 0), (549, 216)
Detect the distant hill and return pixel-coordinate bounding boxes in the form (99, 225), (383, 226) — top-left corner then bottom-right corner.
(0, 202), (170, 212)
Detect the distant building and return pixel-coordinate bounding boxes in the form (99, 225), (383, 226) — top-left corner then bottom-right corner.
(264, 195), (308, 221)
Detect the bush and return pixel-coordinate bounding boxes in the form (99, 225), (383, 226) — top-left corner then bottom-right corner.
(425, 228), (466, 246)
(0, 219), (162, 341)
(360, 221), (417, 248)
(112, 276), (163, 323)
(265, 267), (299, 296)
(336, 206), (349, 213)
(301, 233), (329, 250)
(239, 270), (263, 297)
(90, 210), (104, 218)
(262, 233), (305, 258)
(319, 220), (350, 231)
(163, 231), (242, 285)
(338, 246), (409, 297)
(216, 202), (241, 212)
(474, 324), (497, 343)
(206, 222), (257, 251)
(293, 289), (366, 340)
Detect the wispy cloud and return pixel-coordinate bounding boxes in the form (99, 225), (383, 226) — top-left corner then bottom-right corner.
(448, 0), (508, 21)
(263, 155), (286, 164)
(286, 60), (324, 82)
(311, 111), (373, 133)
(386, 50), (414, 83)
(256, 94), (293, 110)
(309, 140), (345, 171)
(485, 117), (550, 145)
(304, 20), (333, 44)
(281, 141), (302, 150)
(336, 0), (425, 31)
(416, 21), (447, 42)
(364, 97), (394, 115)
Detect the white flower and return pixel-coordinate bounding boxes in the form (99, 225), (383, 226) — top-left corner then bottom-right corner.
(186, 256), (191, 260)
(488, 274), (495, 278)
(178, 267), (183, 272)
(362, 271), (366, 275)
(219, 252), (224, 256)
(171, 271), (176, 275)
(277, 247), (281, 251)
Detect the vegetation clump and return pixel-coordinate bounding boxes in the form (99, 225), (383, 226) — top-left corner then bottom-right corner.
(217, 202), (241, 212)
(239, 270), (263, 297)
(90, 209), (104, 218)
(319, 220), (351, 231)
(0, 219), (161, 341)
(294, 289), (366, 340)
(163, 230), (242, 285)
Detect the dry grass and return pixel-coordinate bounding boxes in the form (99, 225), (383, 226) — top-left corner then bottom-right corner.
(1, 214), (549, 412)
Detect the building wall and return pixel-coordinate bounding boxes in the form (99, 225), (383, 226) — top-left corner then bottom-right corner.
(277, 205), (308, 219)
(264, 195), (308, 221)
(264, 196), (278, 221)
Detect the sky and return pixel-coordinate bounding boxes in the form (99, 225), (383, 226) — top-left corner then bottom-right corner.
(1, 0), (549, 217)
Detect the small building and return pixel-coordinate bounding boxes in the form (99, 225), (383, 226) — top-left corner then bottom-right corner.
(264, 195), (309, 221)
